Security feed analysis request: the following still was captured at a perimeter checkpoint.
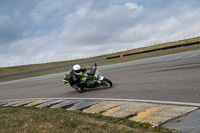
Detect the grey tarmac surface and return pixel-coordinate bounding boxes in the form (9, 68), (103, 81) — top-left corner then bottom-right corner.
(0, 50), (200, 104)
(162, 109), (200, 133)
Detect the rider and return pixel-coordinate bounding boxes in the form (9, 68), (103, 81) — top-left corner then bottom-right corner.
(68, 64), (88, 91)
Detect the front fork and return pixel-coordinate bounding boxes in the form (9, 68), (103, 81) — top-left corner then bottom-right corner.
(96, 75), (104, 84)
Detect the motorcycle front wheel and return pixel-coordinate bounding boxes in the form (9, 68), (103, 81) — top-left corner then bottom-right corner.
(101, 78), (112, 88)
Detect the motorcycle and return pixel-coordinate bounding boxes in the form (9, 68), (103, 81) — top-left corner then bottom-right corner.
(63, 63), (113, 93)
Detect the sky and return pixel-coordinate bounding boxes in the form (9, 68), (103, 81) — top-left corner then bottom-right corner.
(1, 0), (200, 67)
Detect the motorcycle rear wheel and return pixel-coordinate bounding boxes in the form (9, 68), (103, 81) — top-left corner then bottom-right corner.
(101, 78), (112, 88)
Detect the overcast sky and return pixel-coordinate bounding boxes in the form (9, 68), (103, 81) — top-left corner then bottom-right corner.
(1, 0), (200, 67)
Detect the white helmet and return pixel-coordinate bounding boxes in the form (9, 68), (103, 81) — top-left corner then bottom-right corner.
(73, 64), (81, 75)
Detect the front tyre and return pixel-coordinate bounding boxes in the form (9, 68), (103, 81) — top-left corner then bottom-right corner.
(101, 78), (112, 88)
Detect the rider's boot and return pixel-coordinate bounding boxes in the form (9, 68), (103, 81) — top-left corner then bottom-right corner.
(77, 87), (84, 93)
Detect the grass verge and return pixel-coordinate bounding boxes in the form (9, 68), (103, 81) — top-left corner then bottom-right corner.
(0, 106), (174, 133)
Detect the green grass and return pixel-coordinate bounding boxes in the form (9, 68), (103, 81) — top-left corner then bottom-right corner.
(0, 106), (174, 133)
(0, 36), (200, 83)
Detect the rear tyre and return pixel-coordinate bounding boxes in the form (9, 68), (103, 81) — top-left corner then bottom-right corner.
(101, 78), (112, 88)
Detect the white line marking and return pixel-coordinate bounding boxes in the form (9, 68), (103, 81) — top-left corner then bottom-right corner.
(166, 55), (188, 61)
(184, 53), (200, 59)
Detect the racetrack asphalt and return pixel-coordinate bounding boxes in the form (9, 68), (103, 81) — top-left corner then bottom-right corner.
(0, 50), (200, 104)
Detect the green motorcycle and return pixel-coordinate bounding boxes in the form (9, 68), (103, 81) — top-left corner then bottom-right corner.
(63, 63), (113, 93)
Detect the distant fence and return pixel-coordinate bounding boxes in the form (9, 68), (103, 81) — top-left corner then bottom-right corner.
(0, 58), (106, 79)
(106, 40), (200, 59)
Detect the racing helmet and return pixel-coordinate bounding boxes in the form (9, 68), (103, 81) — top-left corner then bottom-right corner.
(73, 64), (81, 75)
